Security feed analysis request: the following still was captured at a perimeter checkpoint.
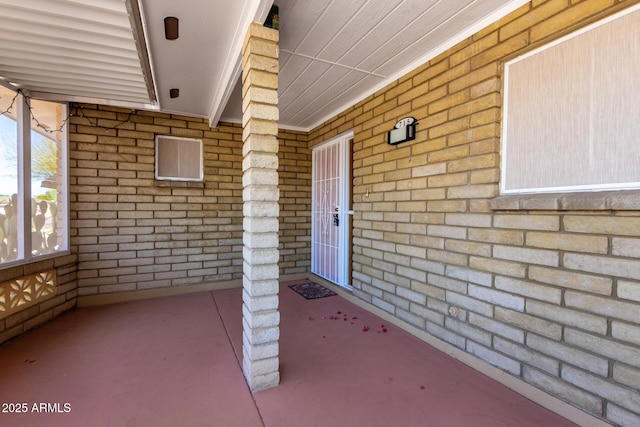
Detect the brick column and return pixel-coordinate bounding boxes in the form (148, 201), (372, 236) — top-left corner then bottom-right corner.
(241, 22), (280, 392)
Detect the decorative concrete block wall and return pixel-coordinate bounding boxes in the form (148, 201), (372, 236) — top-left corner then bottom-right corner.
(0, 255), (77, 345)
(309, 1), (640, 425)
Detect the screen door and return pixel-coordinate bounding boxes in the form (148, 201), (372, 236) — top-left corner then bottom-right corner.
(311, 133), (352, 287)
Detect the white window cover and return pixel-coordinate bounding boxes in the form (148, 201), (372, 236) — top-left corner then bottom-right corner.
(155, 135), (203, 181)
(502, 5), (640, 194)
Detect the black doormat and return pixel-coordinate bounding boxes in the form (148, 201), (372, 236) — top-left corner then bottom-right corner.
(289, 282), (337, 300)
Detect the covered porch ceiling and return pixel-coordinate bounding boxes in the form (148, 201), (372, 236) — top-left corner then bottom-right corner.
(0, 0), (529, 132)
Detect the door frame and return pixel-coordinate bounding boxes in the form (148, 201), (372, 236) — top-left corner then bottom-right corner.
(311, 130), (353, 288)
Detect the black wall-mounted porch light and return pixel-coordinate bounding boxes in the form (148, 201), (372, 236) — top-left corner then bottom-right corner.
(388, 117), (418, 145)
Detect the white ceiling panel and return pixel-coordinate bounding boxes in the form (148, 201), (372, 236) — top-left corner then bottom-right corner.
(279, 60), (334, 103)
(317, 0), (405, 64)
(277, 0), (332, 51)
(338, 0), (459, 70)
(0, 0), (529, 130)
(272, 0), (529, 130)
(278, 53), (315, 93)
(280, 65), (351, 120)
(370, 0), (525, 78)
(326, 74), (387, 114)
(285, 71), (383, 129)
(292, 0), (369, 58)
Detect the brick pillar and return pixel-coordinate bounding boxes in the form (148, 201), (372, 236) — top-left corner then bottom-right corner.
(241, 22), (280, 392)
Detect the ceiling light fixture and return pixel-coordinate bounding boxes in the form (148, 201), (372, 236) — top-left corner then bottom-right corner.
(164, 17), (179, 40)
(170, 88), (180, 98)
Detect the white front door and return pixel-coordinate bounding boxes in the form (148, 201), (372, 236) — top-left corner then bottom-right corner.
(311, 132), (352, 288)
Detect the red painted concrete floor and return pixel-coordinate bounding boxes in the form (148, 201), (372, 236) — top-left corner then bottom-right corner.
(0, 281), (577, 427)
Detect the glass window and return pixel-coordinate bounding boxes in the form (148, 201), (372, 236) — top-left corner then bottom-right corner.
(30, 99), (67, 257)
(0, 86), (19, 262)
(0, 87), (68, 267)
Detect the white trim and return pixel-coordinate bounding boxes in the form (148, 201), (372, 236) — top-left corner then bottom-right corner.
(133, 0), (162, 111)
(500, 60), (510, 195)
(27, 91), (159, 112)
(502, 182), (640, 195)
(311, 148), (317, 277)
(61, 103), (70, 254)
(208, 0), (274, 127)
(209, 61), (242, 128)
(17, 93), (30, 260)
(338, 133), (353, 288)
(125, 0), (156, 104)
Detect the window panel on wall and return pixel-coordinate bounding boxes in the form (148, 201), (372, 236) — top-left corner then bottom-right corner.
(502, 5), (640, 194)
(155, 136), (203, 181)
(0, 88), (68, 267)
(29, 99), (67, 257)
(0, 86), (19, 263)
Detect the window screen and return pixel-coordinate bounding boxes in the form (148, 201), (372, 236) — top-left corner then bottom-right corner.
(155, 135), (203, 181)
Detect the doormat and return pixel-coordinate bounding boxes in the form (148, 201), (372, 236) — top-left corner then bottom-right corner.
(289, 282), (337, 300)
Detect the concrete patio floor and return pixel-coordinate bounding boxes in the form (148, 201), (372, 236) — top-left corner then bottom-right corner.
(0, 280), (577, 426)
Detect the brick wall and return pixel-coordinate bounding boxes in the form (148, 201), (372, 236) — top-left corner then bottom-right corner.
(309, 1), (639, 425)
(0, 107), (310, 343)
(0, 255), (77, 345)
(278, 130), (312, 276)
(69, 105), (310, 297)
